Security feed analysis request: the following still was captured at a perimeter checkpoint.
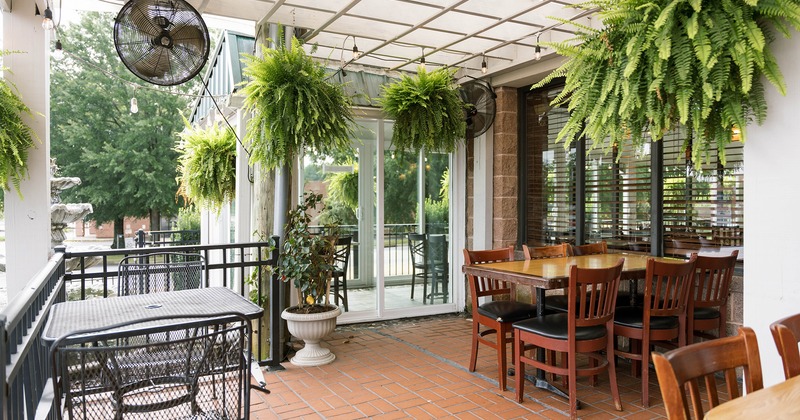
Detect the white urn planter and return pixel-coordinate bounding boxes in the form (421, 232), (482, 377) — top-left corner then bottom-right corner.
(281, 305), (342, 366)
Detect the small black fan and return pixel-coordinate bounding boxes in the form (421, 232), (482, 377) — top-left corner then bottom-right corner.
(460, 80), (497, 137)
(114, 0), (210, 86)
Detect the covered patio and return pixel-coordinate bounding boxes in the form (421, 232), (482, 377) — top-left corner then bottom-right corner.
(3, 0), (800, 419)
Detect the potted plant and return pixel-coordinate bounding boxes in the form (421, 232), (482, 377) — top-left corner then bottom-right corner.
(534, 0), (797, 167)
(279, 192), (341, 366)
(240, 35), (355, 170)
(0, 51), (37, 196)
(175, 119), (237, 212)
(379, 66), (466, 153)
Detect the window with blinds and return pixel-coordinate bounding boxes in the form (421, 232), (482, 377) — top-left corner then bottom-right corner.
(662, 132), (744, 257)
(523, 86), (576, 246)
(585, 140), (652, 253)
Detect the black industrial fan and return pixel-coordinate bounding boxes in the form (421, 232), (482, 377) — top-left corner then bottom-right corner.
(114, 0), (210, 86)
(460, 80), (497, 137)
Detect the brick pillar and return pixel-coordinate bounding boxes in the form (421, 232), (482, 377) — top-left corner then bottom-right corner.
(492, 87), (518, 249)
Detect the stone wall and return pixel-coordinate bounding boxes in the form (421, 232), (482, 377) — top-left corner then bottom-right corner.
(492, 87), (519, 250)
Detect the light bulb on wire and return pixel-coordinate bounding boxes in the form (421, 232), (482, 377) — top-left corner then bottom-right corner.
(352, 37), (362, 59)
(534, 33), (542, 61)
(42, 6), (55, 30)
(130, 97), (138, 114)
(481, 54), (488, 74)
(420, 48), (426, 70)
(52, 40), (64, 61)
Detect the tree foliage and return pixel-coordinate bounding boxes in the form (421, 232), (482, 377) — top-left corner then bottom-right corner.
(50, 12), (195, 227)
(380, 67), (466, 153)
(241, 36), (355, 170)
(535, 0), (800, 166)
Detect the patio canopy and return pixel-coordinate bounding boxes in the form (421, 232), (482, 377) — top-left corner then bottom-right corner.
(181, 0), (591, 76)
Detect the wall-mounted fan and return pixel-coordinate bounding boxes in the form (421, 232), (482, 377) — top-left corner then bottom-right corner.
(114, 0), (210, 86)
(460, 80), (497, 137)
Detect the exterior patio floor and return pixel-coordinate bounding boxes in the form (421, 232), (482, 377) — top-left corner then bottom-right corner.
(251, 314), (674, 419)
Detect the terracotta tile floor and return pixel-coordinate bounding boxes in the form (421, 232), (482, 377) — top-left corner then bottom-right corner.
(250, 313), (681, 419)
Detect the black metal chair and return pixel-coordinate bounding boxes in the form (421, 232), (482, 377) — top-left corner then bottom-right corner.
(408, 233), (430, 301)
(426, 234), (449, 304)
(331, 235), (353, 311)
(49, 313), (253, 420)
(118, 252), (205, 296)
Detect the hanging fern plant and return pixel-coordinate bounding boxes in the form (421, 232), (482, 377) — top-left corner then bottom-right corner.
(0, 51), (37, 195)
(240, 36), (355, 170)
(380, 66), (466, 153)
(535, 0), (800, 166)
(176, 119), (237, 212)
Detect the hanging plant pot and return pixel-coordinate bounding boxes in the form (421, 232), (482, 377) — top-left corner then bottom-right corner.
(0, 53), (37, 196)
(176, 120), (237, 211)
(379, 66), (467, 153)
(240, 36), (355, 170)
(535, 0), (796, 167)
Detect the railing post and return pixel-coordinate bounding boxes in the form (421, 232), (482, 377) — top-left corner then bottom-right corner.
(266, 235), (285, 370)
(135, 229), (146, 248)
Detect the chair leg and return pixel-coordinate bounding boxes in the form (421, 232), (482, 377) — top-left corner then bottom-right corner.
(469, 320), (479, 372)
(497, 326), (508, 391)
(641, 335), (651, 408)
(341, 276), (349, 312)
(410, 272), (416, 299)
(568, 347), (578, 420)
(515, 332), (525, 403)
(606, 331), (623, 411)
(589, 356), (598, 387)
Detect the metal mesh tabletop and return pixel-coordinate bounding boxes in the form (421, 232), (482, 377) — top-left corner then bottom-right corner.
(42, 287), (263, 345)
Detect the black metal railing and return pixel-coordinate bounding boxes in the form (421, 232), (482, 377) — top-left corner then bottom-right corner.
(1, 253), (66, 420)
(139, 229), (201, 247)
(1, 240), (283, 420)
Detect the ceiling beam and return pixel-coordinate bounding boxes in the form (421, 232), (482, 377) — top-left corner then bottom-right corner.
(301, 0), (362, 41)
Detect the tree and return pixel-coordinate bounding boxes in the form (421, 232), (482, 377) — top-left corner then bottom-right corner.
(50, 12), (196, 246)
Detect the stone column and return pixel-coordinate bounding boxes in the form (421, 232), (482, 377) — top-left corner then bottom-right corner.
(3, 0), (52, 299)
(492, 87), (519, 249)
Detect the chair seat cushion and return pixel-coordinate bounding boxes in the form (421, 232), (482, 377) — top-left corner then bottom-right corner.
(513, 313), (607, 341)
(614, 306), (679, 330)
(477, 301), (537, 323)
(692, 307), (720, 320)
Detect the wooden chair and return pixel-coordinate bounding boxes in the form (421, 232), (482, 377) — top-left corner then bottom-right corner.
(463, 246), (537, 391)
(522, 243), (570, 259)
(570, 240), (608, 256)
(689, 250), (738, 343)
(653, 326), (763, 419)
(614, 255), (697, 407)
(514, 259), (625, 419)
(331, 235), (353, 311)
(770, 312), (800, 379)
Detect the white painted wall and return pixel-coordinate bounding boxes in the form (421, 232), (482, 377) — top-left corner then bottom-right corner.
(3, 0), (52, 299)
(744, 32), (800, 386)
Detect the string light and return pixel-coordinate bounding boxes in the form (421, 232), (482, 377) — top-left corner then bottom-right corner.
(534, 33), (542, 61)
(130, 88), (139, 114)
(420, 47), (426, 69)
(42, 6), (55, 30)
(352, 37), (361, 59)
(481, 54), (487, 74)
(52, 40), (64, 61)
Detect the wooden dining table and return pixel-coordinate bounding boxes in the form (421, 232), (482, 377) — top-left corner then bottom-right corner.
(705, 375), (800, 419)
(462, 252), (682, 402)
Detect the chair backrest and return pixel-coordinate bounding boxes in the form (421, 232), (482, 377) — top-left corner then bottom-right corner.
(463, 247), (515, 306)
(118, 252), (205, 296)
(693, 250), (738, 309)
(569, 258), (624, 327)
(571, 240), (608, 256)
(653, 326), (763, 420)
(522, 243), (570, 260)
(408, 233), (427, 267)
(643, 255), (697, 318)
(333, 235), (352, 273)
(771, 312), (800, 379)
(427, 234), (449, 268)
(50, 313), (252, 420)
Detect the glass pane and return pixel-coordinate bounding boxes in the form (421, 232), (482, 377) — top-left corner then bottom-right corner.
(524, 86), (576, 246)
(383, 123), (451, 308)
(663, 132), (744, 259)
(585, 141), (651, 253)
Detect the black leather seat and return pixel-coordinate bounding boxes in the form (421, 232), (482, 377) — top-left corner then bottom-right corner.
(514, 313), (606, 340)
(614, 306), (680, 330)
